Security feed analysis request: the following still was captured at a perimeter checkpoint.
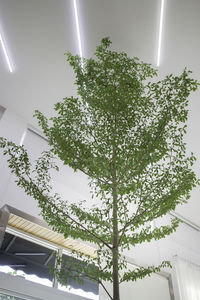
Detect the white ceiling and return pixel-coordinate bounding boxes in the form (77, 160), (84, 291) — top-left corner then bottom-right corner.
(0, 0), (200, 226)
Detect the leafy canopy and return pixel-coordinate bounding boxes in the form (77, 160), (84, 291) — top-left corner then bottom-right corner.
(0, 38), (199, 299)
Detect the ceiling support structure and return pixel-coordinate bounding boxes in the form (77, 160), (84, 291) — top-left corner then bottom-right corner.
(44, 251), (54, 266)
(5, 236), (16, 252)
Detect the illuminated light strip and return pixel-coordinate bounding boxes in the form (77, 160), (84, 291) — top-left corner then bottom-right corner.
(0, 32), (13, 72)
(157, 0), (165, 67)
(73, 0), (83, 58)
(19, 129), (27, 146)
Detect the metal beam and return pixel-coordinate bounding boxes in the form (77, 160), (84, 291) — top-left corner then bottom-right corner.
(44, 252), (54, 266)
(5, 236), (16, 252)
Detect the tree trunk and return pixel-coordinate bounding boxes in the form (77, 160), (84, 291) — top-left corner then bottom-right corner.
(113, 246), (120, 300)
(112, 146), (120, 300)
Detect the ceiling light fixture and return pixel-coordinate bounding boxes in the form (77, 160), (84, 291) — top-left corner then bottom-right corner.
(157, 0), (165, 67)
(19, 129), (27, 146)
(73, 0), (83, 58)
(0, 32), (13, 72)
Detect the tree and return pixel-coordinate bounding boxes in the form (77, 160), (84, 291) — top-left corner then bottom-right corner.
(0, 38), (199, 300)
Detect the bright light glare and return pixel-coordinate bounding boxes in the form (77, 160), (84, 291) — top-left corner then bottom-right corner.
(73, 0), (83, 58)
(0, 32), (13, 72)
(0, 265), (14, 273)
(157, 0), (165, 67)
(0, 266), (99, 299)
(0, 265), (52, 287)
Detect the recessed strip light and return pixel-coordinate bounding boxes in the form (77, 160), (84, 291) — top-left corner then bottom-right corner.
(15, 252), (46, 256)
(0, 32), (13, 72)
(157, 0), (165, 67)
(19, 129), (27, 146)
(73, 0), (83, 58)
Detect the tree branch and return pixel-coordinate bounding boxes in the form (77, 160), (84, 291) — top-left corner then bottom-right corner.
(28, 177), (113, 250)
(99, 280), (113, 300)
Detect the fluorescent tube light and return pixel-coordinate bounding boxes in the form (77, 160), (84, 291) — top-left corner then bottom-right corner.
(157, 0), (165, 67)
(0, 32), (13, 72)
(14, 252), (46, 256)
(73, 0), (83, 58)
(19, 129), (27, 146)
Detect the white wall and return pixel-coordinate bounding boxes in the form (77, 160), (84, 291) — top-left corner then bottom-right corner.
(99, 266), (171, 300)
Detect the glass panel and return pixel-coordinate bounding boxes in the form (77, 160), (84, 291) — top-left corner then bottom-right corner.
(0, 232), (55, 287)
(58, 253), (99, 297)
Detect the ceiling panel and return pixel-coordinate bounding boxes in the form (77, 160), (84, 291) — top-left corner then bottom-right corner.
(160, 0), (200, 74)
(0, 0), (77, 123)
(0, 0), (160, 126)
(81, 0), (159, 63)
